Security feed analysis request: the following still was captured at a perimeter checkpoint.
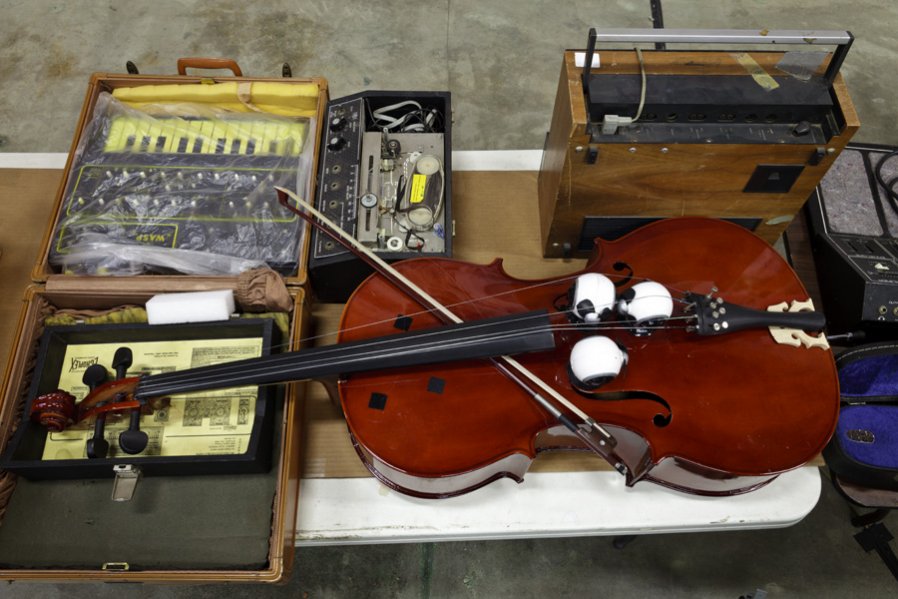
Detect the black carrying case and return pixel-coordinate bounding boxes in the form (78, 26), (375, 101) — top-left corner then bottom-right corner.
(824, 342), (898, 496)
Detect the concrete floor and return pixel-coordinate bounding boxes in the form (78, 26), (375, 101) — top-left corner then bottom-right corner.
(3, 0), (898, 596)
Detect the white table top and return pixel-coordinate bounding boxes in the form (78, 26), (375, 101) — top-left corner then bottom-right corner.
(296, 468), (821, 545)
(1, 151), (823, 545)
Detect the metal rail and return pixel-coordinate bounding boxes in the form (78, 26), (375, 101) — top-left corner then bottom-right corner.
(581, 27), (854, 87)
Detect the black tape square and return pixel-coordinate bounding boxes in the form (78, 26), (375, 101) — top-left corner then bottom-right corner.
(394, 315), (412, 331)
(427, 377), (445, 394)
(368, 393), (388, 411)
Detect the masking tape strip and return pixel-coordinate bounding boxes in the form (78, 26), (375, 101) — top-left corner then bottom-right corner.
(237, 82), (265, 113)
(733, 52), (780, 91)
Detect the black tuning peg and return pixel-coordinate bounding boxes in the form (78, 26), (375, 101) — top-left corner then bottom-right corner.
(112, 347), (133, 380)
(82, 363), (108, 389)
(118, 412), (149, 455)
(112, 347), (148, 455)
(83, 364), (110, 459)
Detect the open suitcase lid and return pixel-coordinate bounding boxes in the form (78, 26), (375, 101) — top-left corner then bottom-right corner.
(32, 57), (328, 288)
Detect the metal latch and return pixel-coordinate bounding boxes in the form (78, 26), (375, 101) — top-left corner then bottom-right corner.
(111, 464), (141, 502)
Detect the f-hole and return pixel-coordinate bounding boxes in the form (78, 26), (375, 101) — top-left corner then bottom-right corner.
(612, 262), (633, 287)
(577, 389), (672, 428)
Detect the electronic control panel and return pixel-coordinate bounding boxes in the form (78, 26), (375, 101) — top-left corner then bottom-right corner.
(309, 91), (452, 301)
(806, 143), (898, 334)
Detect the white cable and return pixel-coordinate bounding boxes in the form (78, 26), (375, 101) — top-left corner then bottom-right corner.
(633, 47), (646, 122)
(601, 47), (647, 134)
(372, 100), (425, 131)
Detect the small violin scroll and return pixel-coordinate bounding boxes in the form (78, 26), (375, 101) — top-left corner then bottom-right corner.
(29, 346), (169, 459)
(29, 390), (76, 432)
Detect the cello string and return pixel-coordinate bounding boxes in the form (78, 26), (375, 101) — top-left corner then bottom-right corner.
(262, 289), (696, 354)
(140, 310), (559, 387)
(130, 316), (700, 406)
(134, 312), (553, 392)
(137, 307), (575, 391)
(137, 326), (558, 396)
(139, 306), (701, 395)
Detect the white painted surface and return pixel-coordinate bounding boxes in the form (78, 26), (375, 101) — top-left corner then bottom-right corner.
(296, 468), (821, 545)
(0, 152), (68, 169)
(450, 150), (543, 171)
(0, 151), (544, 172)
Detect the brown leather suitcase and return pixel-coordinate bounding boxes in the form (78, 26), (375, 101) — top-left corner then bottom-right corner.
(32, 58), (328, 285)
(0, 283), (307, 582)
(0, 57), (322, 582)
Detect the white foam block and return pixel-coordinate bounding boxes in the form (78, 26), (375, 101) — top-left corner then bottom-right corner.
(146, 290), (236, 325)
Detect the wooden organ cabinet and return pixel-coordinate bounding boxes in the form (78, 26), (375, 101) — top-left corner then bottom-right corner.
(538, 29), (859, 258)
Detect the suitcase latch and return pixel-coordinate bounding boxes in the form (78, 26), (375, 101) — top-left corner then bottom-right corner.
(111, 464), (141, 502)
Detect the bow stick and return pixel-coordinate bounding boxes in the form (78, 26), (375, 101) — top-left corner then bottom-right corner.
(275, 187), (634, 479)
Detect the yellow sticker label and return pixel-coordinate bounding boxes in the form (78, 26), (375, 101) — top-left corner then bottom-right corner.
(410, 174), (427, 204)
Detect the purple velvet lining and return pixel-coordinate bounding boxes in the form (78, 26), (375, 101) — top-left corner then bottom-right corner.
(837, 405), (898, 468)
(839, 354), (898, 397)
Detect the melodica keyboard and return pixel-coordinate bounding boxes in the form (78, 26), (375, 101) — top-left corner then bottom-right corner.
(50, 113), (310, 276)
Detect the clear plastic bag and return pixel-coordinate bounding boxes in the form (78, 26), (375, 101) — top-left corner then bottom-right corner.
(49, 93), (317, 276)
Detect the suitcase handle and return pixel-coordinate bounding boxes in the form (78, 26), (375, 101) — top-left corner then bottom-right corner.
(176, 57), (243, 77)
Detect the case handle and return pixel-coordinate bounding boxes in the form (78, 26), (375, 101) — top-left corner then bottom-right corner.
(177, 57), (243, 77)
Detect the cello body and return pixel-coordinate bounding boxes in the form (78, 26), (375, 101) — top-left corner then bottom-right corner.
(336, 218), (840, 498)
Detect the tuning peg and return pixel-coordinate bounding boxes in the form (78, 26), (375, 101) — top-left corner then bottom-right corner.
(111, 347), (147, 455)
(118, 412), (149, 455)
(112, 347), (133, 379)
(86, 422), (111, 459)
(82, 364), (108, 389)
(83, 364), (110, 459)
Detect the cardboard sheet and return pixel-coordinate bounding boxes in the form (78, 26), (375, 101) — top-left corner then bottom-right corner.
(0, 169), (61, 369)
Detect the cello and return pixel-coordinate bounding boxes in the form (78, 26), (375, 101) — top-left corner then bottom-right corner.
(278, 188), (838, 498)
(29, 189), (838, 498)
